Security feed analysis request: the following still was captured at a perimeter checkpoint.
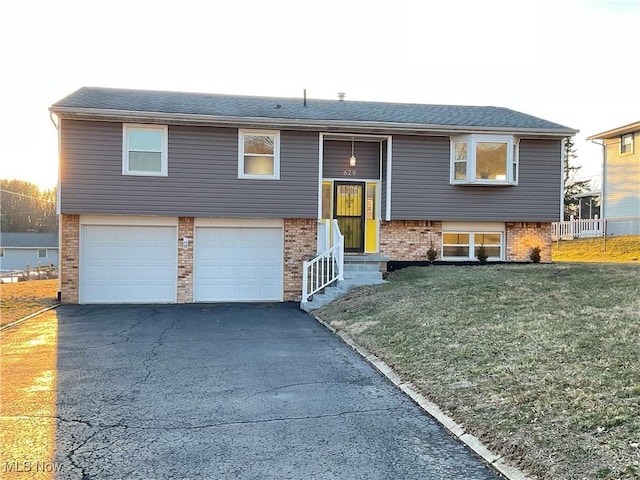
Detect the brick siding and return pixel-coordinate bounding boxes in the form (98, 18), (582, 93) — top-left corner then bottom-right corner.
(379, 220), (442, 260)
(177, 217), (194, 302)
(283, 219), (317, 301)
(506, 222), (552, 262)
(60, 214), (79, 303)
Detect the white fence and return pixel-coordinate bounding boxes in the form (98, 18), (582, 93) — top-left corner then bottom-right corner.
(552, 217), (604, 240)
(0, 264), (58, 283)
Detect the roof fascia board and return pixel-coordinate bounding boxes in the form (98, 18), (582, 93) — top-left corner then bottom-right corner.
(49, 106), (577, 137)
(586, 121), (640, 140)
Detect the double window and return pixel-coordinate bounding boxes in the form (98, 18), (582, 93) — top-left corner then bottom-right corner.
(123, 124), (168, 176)
(442, 231), (504, 261)
(621, 133), (634, 154)
(451, 135), (518, 185)
(238, 129), (280, 179)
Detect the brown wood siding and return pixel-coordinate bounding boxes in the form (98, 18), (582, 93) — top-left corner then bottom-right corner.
(390, 136), (562, 222)
(60, 120), (319, 218)
(322, 140), (381, 179)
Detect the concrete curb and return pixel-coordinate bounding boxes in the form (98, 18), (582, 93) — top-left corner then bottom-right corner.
(311, 311), (531, 480)
(0, 304), (61, 331)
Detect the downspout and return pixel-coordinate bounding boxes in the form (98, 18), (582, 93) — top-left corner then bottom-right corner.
(49, 112), (62, 301)
(589, 138), (606, 219)
(590, 138), (606, 249)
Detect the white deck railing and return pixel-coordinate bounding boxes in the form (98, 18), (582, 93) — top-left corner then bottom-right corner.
(552, 216), (604, 240)
(302, 220), (344, 302)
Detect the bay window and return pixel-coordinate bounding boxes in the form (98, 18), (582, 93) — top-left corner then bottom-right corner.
(450, 134), (518, 185)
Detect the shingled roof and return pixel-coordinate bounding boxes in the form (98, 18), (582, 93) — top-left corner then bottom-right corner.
(50, 87), (577, 136)
(1, 233), (59, 248)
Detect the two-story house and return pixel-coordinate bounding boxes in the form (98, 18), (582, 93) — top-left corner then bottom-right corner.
(587, 121), (640, 235)
(50, 87), (577, 304)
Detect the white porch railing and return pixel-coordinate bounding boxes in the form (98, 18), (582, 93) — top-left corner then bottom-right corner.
(552, 216), (605, 240)
(302, 220), (344, 302)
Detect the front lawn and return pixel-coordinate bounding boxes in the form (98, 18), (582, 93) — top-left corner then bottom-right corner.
(0, 279), (58, 327)
(318, 263), (640, 479)
(552, 235), (640, 263)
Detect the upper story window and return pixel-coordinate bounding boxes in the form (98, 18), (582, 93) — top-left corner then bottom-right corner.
(621, 133), (634, 154)
(38, 249), (47, 258)
(450, 134), (518, 185)
(238, 129), (280, 179)
(123, 124), (168, 176)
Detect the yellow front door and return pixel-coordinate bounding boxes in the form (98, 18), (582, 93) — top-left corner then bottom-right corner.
(334, 182), (365, 252)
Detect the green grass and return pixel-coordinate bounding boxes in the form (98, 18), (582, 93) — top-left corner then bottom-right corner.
(319, 264), (640, 479)
(552, 235), (640, 263)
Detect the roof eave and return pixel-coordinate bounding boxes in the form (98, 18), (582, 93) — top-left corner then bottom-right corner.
(49, 106), (578, 137)
(586, 121), (640, 140)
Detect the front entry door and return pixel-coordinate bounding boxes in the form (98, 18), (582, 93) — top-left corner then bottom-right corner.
(334, 182), (365, 252)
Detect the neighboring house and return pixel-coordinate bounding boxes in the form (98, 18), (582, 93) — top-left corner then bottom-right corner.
(49, 87), (577, 304)
(0, 232), (59, 272)
(587, 121), (640, 235)
(573, 190), (601, 220)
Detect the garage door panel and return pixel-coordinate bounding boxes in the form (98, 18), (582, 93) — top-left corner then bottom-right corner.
(81, 225), (177, 303)
(194, 226), (283, 302)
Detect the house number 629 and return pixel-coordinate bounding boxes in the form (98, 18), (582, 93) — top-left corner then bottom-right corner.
(343, 169), (357, 176)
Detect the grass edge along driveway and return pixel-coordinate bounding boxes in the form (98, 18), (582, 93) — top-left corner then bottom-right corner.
(318, 263), (640, 480)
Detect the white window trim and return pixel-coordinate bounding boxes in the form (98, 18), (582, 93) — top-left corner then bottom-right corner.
(450, 134), (518, 186)
(442, 225), (505, 261)
(238, 129), (280, 180)
(620, 133), (634, 155)
(122, 124), (168, 176)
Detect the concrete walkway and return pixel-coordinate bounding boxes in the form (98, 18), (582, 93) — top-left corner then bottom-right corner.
(2, 303), (503, 479)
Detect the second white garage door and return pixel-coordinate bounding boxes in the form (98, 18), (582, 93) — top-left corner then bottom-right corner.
(194, 226), (283, 302)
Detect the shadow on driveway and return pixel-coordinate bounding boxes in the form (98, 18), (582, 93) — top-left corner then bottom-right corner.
(2, 303), (503, 479)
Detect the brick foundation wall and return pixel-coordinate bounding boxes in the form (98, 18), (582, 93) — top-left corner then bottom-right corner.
(379, 220), (442, 261)
(283, 219), (317, 301)
(60, 214), (80, 303)
(177, 217), (194, 303)
(506, 222), (552, 262)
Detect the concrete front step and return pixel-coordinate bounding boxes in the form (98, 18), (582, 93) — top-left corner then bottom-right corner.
(343, 270), (383, 280)
(343, 263), (381, 271)
(301, 255), (389, 312)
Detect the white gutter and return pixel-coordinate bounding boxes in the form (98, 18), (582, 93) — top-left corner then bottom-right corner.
(48, 106), (578, 137)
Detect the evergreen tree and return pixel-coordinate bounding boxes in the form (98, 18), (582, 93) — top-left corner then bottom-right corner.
(563, 137), (591, 220)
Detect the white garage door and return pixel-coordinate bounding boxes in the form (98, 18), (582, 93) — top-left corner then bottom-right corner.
(80, 225), (177, 303)
(194, 226), (283, 302)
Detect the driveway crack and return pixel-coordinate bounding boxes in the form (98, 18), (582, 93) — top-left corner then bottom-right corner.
(133, 319), (178, 387)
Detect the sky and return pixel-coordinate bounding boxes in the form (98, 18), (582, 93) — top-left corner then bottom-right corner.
(1, 0), (638, 190)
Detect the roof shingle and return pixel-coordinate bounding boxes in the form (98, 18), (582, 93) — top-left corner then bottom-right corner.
(50, 87), (576, 134)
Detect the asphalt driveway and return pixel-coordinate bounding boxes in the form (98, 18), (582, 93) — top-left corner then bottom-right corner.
(4, 303), (502, 479)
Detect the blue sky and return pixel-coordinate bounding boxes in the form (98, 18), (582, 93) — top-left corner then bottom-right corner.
(1, 0), (638, 189)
